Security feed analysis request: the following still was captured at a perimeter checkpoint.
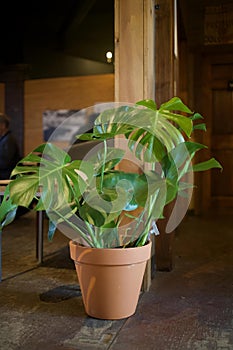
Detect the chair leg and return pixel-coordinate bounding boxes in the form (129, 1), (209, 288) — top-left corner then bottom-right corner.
(36, 211), (44, 264)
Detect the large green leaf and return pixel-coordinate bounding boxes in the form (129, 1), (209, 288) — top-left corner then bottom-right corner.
(161, 111), (193, 137)
(79, 189), (122, 228)
(0, 186), (18, 230)
(160, 154), (179, 204)
(97, 171), (142, 212)
(79, 202), (106, 227)
(138, 171), (167, 210)
(85, 147), (125, 175)
(168, 141), (207, 171)
(136, 99), (157, 111)
(159, 97), (193, 114)
(93, 102), (192, 162)
(193, 158), (223, 172)
(100, 171), (140, 188)
(9, 175), (39, 207)
(9, 143), (94, 210)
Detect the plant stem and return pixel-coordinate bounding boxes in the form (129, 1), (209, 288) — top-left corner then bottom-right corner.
(85, 222), (102, 248)
(52, 209), (95, 247)
(135, 191), (158, 246)
(100, 139), (107, 193)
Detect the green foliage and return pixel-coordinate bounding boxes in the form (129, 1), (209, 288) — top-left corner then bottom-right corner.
(0, 187), (17, 232)
(0, 97), (222, 248)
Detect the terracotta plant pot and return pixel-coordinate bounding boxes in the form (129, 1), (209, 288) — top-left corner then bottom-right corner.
(69, 240), (152, 320)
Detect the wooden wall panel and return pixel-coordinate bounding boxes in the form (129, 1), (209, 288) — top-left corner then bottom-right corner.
(24, 74), (114, 154)
(0, 83), (5, 112)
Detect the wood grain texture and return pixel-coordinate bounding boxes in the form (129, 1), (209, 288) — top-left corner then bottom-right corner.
(115, 0), (155, 290)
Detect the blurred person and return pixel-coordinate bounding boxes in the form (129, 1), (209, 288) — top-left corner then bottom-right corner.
(0, 113), (30, 217)
(0, 113), (21, 180)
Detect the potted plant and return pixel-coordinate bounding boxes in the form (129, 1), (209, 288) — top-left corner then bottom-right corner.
(0, 97), (222, 319)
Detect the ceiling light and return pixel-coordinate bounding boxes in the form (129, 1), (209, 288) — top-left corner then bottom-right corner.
(106, 51), (113, 63)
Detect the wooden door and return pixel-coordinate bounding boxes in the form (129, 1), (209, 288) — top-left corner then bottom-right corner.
(201, 54), (233, 212)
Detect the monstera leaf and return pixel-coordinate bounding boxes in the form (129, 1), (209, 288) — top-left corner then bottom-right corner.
(9, 143), (94, 210)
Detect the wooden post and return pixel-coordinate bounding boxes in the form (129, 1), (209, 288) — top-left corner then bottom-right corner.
(114, 0), (155, 290)
(114, 0), (155, 102)
(154, 0), (178, 271)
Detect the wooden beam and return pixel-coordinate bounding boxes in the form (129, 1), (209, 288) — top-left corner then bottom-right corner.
(114, 0), (155, 291)
(155, 0), (177, 271)
(114, 0), (155, 102)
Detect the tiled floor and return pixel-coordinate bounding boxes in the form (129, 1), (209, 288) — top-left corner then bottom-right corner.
(0, 210), (232, 349)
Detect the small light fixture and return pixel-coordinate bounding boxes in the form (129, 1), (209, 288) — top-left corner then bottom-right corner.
(106, 51), (113, 63)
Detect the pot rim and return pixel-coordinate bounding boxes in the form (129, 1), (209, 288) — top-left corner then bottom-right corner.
(69, 240), (152, 265)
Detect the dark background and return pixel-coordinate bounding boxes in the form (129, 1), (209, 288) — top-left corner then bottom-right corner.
(0, 0), (114, 79)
